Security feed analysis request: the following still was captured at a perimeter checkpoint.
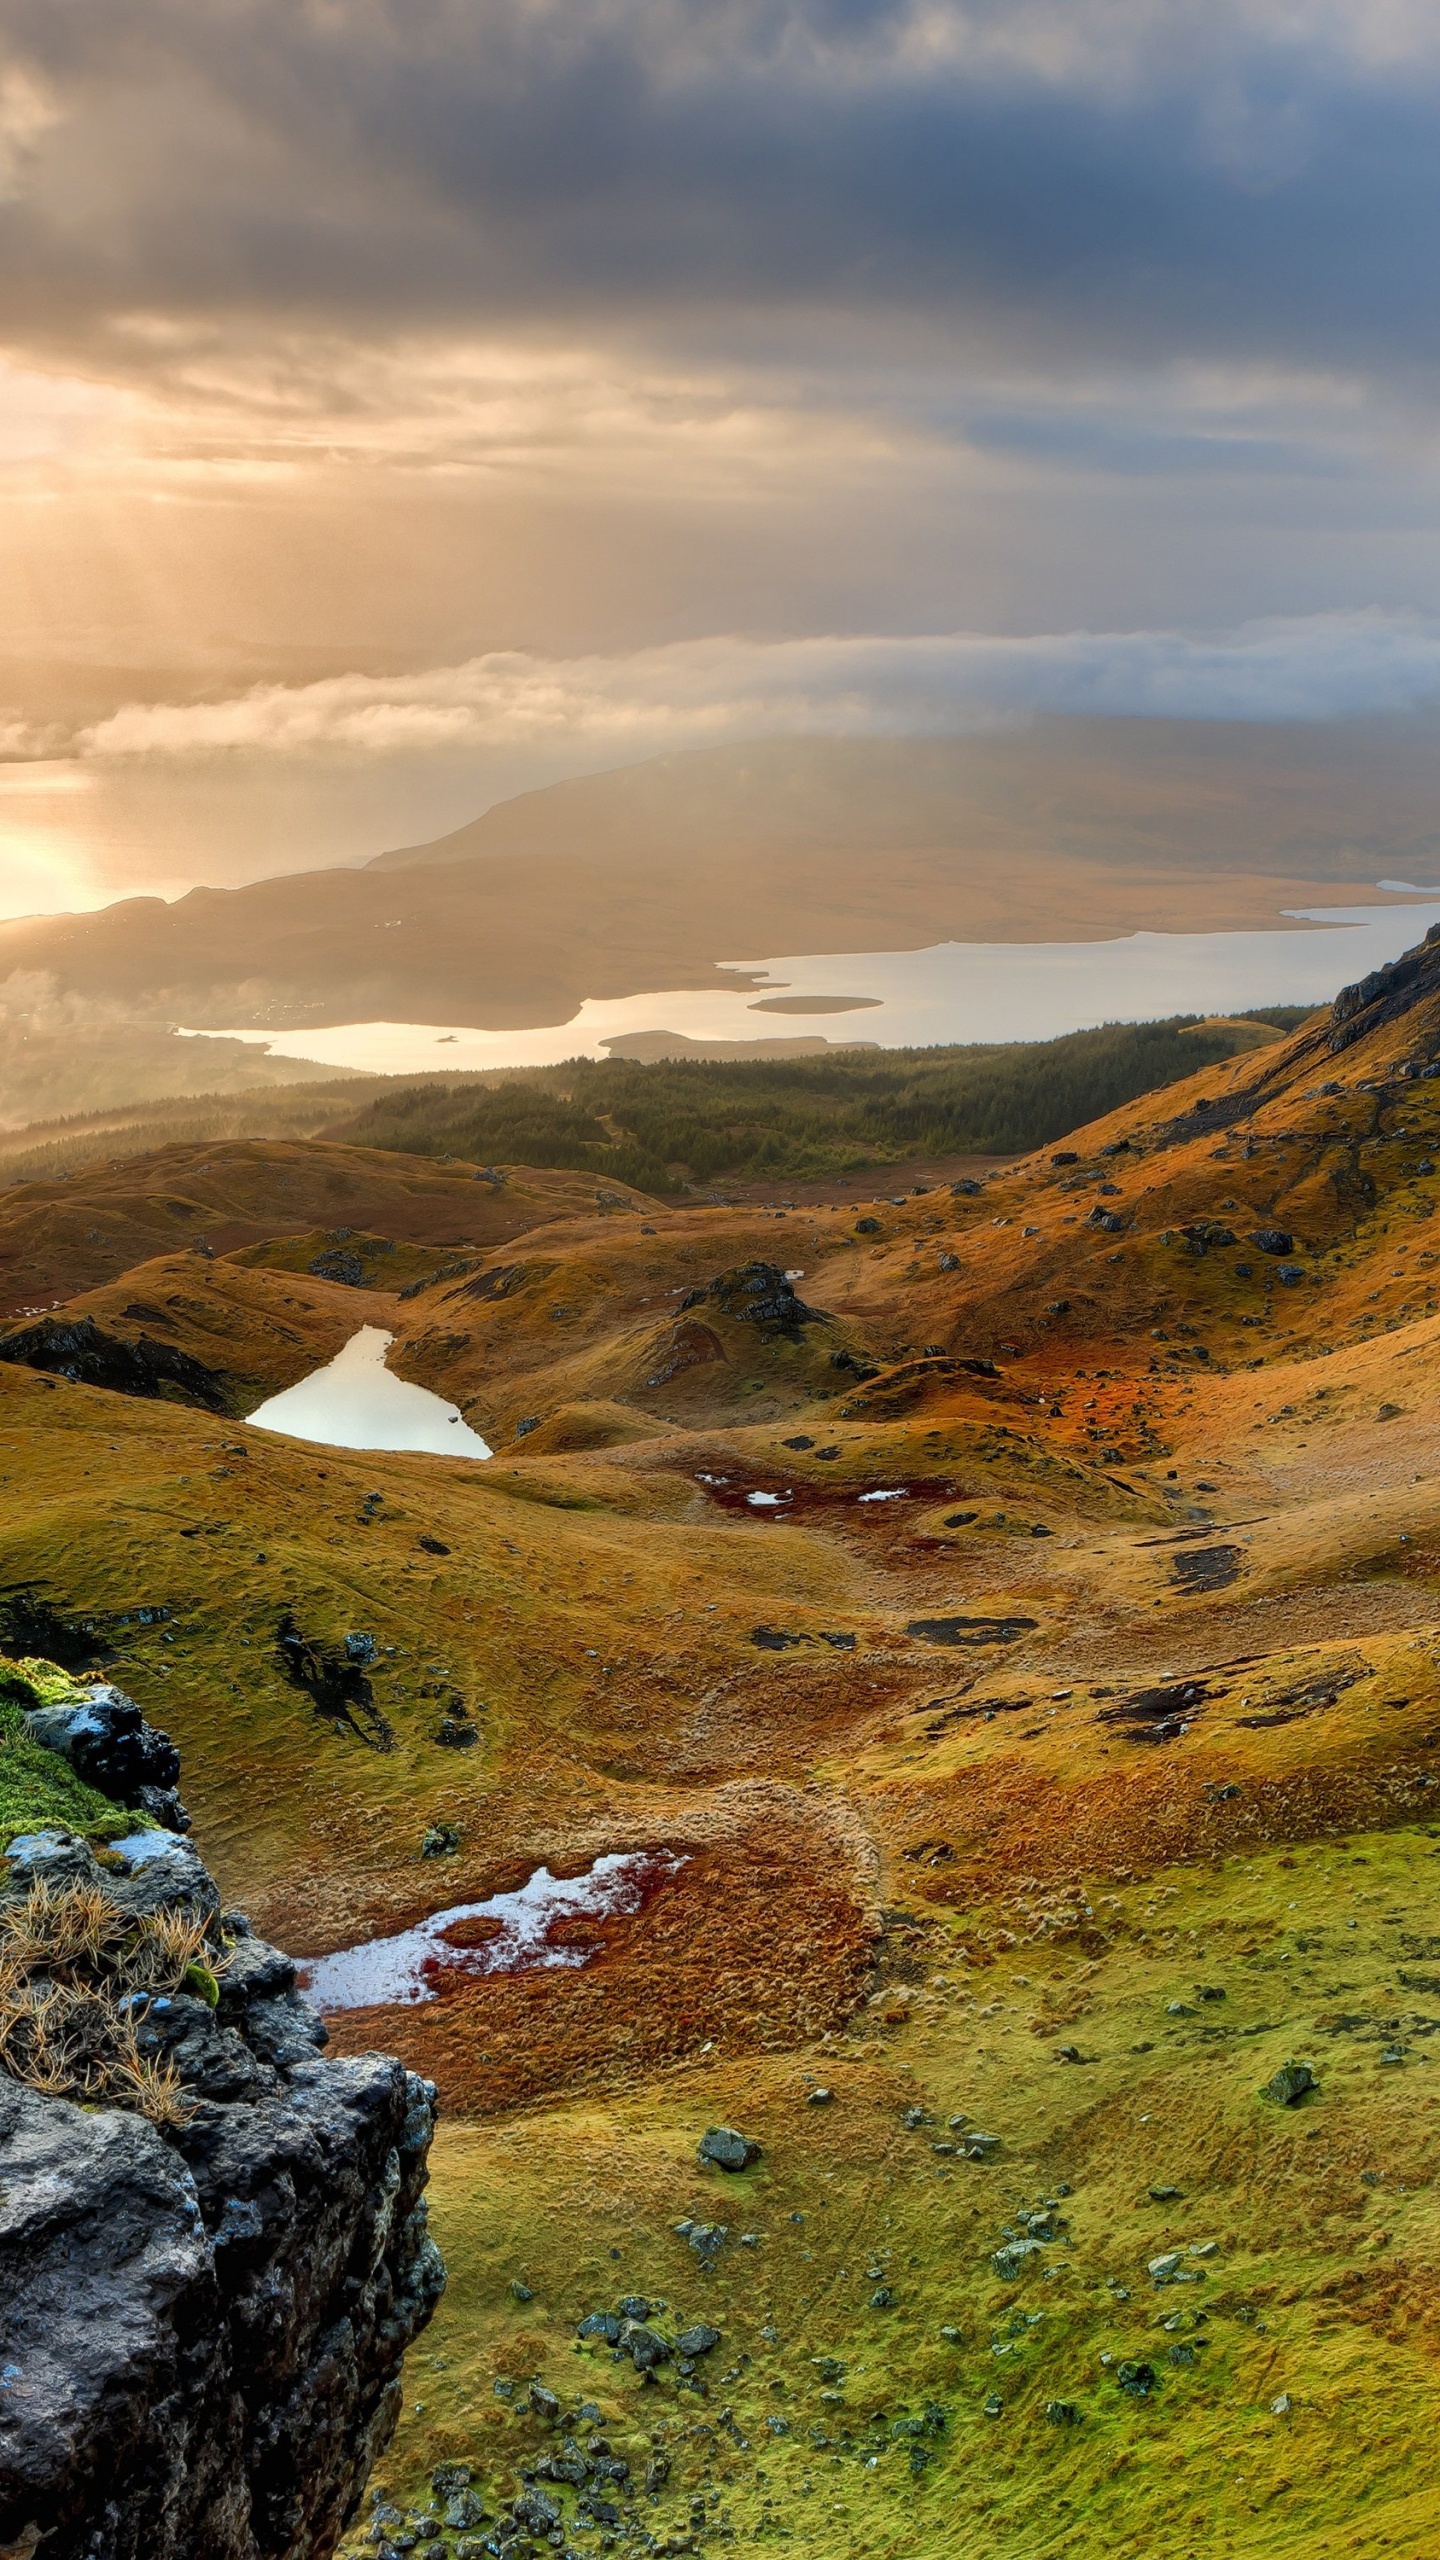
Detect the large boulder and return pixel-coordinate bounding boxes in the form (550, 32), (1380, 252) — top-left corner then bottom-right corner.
(0, 1729), (443, 2557)
(22, 1682), (188, 1833)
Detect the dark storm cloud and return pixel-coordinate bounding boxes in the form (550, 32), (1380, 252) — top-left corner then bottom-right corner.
(3, 0), (1440, 376)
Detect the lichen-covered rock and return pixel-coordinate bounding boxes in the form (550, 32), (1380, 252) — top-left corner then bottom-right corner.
(21, 1680), (189, 1833)
(0, 1827), (444, 2559)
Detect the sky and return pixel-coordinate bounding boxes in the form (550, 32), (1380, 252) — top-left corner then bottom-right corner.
(6, 0), (1440, 913)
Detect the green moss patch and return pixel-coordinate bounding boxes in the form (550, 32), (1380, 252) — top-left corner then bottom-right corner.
(0, 1654), (140, 1850)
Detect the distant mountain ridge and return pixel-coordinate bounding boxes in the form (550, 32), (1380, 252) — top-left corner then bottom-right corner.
(0, 724), (1436, 1047)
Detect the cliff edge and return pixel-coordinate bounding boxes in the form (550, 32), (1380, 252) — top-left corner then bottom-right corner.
(0, 1665), (444, 2560)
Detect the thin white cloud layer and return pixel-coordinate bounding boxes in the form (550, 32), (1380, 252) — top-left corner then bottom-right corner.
(72, 612), (1440, 762)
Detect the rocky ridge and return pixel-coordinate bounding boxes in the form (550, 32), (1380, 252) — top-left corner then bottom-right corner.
(0, 1679), (444, 2560)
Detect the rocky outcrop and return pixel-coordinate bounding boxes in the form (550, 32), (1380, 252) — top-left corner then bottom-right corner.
(20, 1683), (189, 1834)
(0, 1816), (443, 2558)
(680, 1262), (826, 1333)
(0, 1316), (229, 1412)
(1328, 919), (1440, 1054)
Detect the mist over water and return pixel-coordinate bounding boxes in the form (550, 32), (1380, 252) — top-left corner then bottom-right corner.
(199, 896), (1440, 1074)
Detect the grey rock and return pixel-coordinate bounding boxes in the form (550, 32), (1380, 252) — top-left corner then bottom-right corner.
(241, 1992), (329, 2071)
(0, 1775), (442, 2560)
(533, 2453), (586, 2486)
(1262, 2059), (1317, 2107)
(576, 2312), (620, 2342)
(512, 2491), (561, 2534)
(676, 2325), (721, 2356)
(1250, 1228), (1294, 1256)
(618, 2319), (672, 2369)
(430, 2465), (472, 2497)
(697, 2126), (761, 2172)
(0, 2053), (442, 2560)
(991, 2240), (1044, 2281)
(216, 1937), (298, 2019)
(22, 1671), (187, 1820)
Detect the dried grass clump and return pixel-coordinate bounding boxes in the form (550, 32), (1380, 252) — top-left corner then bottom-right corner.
(0, 1878), (230, 2127)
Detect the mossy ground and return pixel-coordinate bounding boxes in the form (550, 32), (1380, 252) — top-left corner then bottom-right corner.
(0, 1658), (143, 1849)
(363, 1822), (1440, 2559)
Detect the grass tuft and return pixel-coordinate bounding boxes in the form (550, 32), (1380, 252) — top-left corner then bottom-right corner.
(0, 1878), (228, 2125)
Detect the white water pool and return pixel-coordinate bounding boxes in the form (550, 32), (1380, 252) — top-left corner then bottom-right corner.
(300, 1851), (680, 2010)
(246, 1326), (493, 1458)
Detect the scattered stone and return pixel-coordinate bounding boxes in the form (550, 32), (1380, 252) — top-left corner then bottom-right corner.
(1148, 2253), (1183, 2283)
(869, 2287), (894, 2309)
(577, 2312), (620, 2342)
(992, 2240), (1044, 2280)
(619, 2319), (672, 2370)
(697, 2125), (762, 2171)
(982, 2394), (1002, 2418)
(1043, 2401), (1081, 2427)
(1149, 2185), (1184, 2202)
(509, 2278), (534, 2302)
(529, 2382), (560, 2421)
(1116, 2361), (1157, 2397)
(1262, 2060), (1317, 2107)
(1250, 1228), (1294, 1256)
(807, 2086), (834, 2106)
(686, 2221), (729, 2260)
(1271, 2394), (1293, 2417)
(676, 2324), (721, 2356)
(416, 1536), (450, 1556)
(511, 2490), (561, 2535)
(421, 1824), (461, 1857)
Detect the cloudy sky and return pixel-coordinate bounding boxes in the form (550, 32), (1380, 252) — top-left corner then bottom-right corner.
(5, 0), (1440, 912)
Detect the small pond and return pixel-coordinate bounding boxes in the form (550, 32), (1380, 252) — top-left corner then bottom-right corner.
(246, 1325), (493, 1458)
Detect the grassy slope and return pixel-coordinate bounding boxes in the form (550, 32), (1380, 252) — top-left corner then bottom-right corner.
(0, 1139), (665, 1315)
(4, 981), (1440, 2552)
